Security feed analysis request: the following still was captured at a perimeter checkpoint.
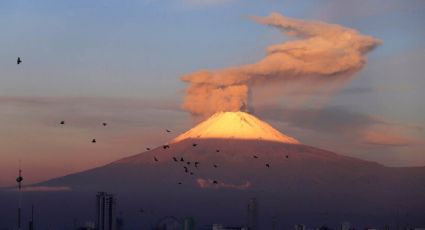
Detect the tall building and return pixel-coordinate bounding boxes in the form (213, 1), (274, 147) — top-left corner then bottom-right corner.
(246, 198), (258, 230)
(294, 224), (306, 230)
(95, 192), (117, 230)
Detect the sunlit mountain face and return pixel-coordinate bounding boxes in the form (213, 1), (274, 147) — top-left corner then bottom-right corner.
(1, 112), (424, 229)
(172, 111), (299, 144)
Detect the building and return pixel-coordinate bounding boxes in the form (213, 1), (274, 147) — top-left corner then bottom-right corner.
(212, 224), (248, 230)
(294, 224), (306, 230)
(95, 192), (117, 230)
(183, 217), (195, 230)
(246, 198), (258, 230)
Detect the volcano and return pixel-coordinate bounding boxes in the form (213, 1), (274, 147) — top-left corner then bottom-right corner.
(5, 112), (425, 229)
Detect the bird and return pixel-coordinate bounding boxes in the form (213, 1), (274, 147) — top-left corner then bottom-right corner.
(253, 155), (259, 159)
(180, 157), (184, 162)
(178, 182), (182, 185)
(192, 143), (197, 147)
(213, 164), (218, 168)
(17, 57), (22, 65)
(213, 180), (218, 184)
(166, 129), (171, 133)
(102, 122), (107, 126)
(183, 166), (188, 173)
(60, 121), (65, 125)
(154, 157), (158, 162)
(186, 162), (191, 165)
(286, 155), (289, 159)
(163, 145), (170, 149)
(216, 149), (220, 152)
(172, 157), (178, 162)
(146, 148), (151, 151)
(190, 172), (194, 175)
(266, 163), (270, 168)
(92, 139), (96, 143)
(194, 162), (199, 168)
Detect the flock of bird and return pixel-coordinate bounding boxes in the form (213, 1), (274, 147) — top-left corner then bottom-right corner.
(145, 129), (291, 186)
(16, 55), (290, 185)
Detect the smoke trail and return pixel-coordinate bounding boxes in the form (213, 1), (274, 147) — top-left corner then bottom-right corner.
(181, 12), (381, 118)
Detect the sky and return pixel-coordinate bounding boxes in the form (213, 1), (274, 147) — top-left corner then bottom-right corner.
(0, 0), (424, 186)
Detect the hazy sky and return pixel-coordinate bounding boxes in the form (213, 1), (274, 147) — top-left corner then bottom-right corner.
(1, 0), (424, 186)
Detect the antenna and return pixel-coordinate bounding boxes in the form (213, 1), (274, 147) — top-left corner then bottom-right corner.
(16, 160), (23, 230)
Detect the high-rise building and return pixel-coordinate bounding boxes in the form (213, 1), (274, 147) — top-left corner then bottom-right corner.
(246, 198), (258, 230)
(95, 192), (117, 230)
(294, 224), (306, 230)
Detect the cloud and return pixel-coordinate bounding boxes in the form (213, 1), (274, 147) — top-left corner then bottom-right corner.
(361, 126), (417, 147)
(197, 178), (251, 190)
(9, 186), (72, 192)
(255, 105), (420, 148)
(181, 12), (381, 118)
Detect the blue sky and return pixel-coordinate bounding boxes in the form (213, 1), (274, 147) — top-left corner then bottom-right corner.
(0, 0), (424, 186)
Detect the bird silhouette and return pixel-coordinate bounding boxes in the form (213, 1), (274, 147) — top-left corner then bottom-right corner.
(253, 155), (259, 159)
(178, 182), (182, 185)
(60, 121), (65, 125)
(213, 180), (218, 184)
(286, 155), (289, 159)
(266, 163), (270, 168)
(192, 143), (197, 147)
(92, 139), (96, 143)
(146, 148), (151, 151)
(154, 157), (158, 162)
(216, 149), (220, 152)
(190, 172), (194, 175)
(163, 145), (170, 149)
(194, 162), (199, 168)
(173, 157), (178, 162)
(166, 129), (171, 133)
(102, 122), (107, 126)
(186, 162), (191, 165)
(17, 57), (22, 65)
(183, 166), (188, 173)
(180, 157), (184, 162)
(213, 164), (218, 168)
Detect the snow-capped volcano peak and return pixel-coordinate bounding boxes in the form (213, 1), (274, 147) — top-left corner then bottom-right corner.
(172, 111), (299, 144)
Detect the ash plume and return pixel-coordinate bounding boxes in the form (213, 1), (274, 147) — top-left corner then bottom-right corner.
(181, 12), (381, 118)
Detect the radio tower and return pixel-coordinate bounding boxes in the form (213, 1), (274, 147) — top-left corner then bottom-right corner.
(16, 162), (23, 230)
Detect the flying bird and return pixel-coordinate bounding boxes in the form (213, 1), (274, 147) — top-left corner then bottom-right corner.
(192, 143), (197, 147)
(166, 129), (171, 133)
(266, 163), (270, 168)
(17, 57), (22, 65)
(163, 145), (170, 149)
(213, 180), (218, 184)
(92, 139), (96, 143)
(102, 122), (107, 126)
(60, 121), (65, 125)
(190, 172), (194, 175)
(253, 155), (259, 159)
(183, 166), (188, 173)
(216, 149), (220, 152)
(186, 162), (191, 165)
(286, 155), (289, 159)
(194, 162), (199, 168)
(172, 157), (178, 162)
(146, 148), (151, 151)
(180, 157), (184, 162)
(154, 157), (158, 162)
(213, 164), (218, 168)
(178, 182), (182, 185)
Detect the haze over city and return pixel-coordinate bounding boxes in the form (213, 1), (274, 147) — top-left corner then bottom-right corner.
(0, 0), (424, 229)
